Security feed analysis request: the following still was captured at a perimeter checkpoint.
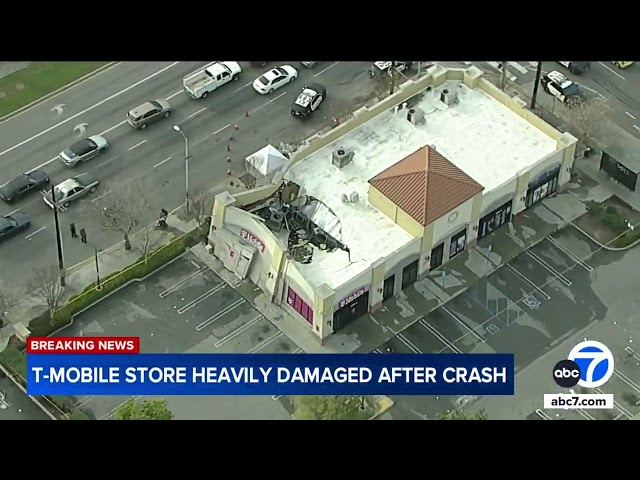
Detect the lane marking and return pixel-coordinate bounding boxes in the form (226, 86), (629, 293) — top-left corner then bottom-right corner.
(91, 190), (111, 202)
(441, 306), (485, 343)
(187, 107), (206, 120)
(625, 111), (637, 120)
(546, 236), (593, 272)
(214, 315), (263, 348)
(397, 332), (422, 353)
(525, 250), (572, 286)
(247, 331), (283, 354)
(166, 90), (183, 101)
(598, 61), (626, 80)
(578, 84), (608, 100)
(128, 140), (147, 151)
(505, 263), (551, 300)
(634, 125), (640, 132)
(153, 156), (172, 169)
(419, 319), (462, 353)
(100, 120), (128, 136)
(253, 91), (287, 114)
(212, 124), (230, 135)
(314, 62), (340, 77)
(158, 268), (205, 298)
(25, 226), (46, 239)
(177, 284), (225, 314)
(195, 298), (246, 332)
(94, 154), (120, 169)
(7, 208), (20, 216)
(0, 62), (181, 159)
(231, 80), (254, 95)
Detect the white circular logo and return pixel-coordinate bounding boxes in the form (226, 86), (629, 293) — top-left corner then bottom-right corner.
(567, 340), (614, 388)
(448, 211), (458, 223)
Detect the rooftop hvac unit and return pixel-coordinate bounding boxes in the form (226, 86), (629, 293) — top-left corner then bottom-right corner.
(440, 88), (458, 106)
(349, 191), (359, 203)
(407, 107), (425, 125)
(332, 147), (355, 169)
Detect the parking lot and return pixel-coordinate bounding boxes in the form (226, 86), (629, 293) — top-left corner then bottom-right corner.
(377, 224), (640, 420)
(60, 252), (300, 420)
(0, 375), (52, 420)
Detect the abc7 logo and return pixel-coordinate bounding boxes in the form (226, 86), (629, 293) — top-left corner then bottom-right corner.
(552, 340), (615, 388)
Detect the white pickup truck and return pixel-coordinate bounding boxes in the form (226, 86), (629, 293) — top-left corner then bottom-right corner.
(183, 61), (242, 99)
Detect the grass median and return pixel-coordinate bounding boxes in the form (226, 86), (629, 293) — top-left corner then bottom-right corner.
(0, 62), (110, 117)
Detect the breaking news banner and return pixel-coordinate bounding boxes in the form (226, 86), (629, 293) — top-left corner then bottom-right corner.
(26, 337), (515, 397)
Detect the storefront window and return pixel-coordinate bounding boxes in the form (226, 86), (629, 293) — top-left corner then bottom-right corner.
(526, 168), (560, 209)
(479, 201), (512, 239)
(449, 229), (467, 258)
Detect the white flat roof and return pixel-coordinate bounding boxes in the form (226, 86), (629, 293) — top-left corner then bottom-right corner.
(284, 80), (557, 290)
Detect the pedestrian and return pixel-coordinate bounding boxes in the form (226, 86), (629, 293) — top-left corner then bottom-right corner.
(80, 228), (87, 243)
(70, 222), (77, 238)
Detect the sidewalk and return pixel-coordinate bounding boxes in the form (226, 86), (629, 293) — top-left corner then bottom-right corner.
(1, 210), (198, 338)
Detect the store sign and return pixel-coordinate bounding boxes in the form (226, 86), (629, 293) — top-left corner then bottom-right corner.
(240, 229), (265, 253)
(339, 288), (366, 309)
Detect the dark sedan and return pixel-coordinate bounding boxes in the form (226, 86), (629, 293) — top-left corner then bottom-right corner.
(0, 170), (50, 203)
(0, 212), (30, 243)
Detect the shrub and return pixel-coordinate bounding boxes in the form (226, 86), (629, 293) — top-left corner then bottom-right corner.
(603, 214), (627, 232)
(605, 205), (618, 215)
(68, 408), (90, 420)
(0, 344), (27, 380)
(586, 200), (604, 216)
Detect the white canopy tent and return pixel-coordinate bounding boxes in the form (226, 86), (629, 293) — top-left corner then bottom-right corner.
(245, 144), (288, 176)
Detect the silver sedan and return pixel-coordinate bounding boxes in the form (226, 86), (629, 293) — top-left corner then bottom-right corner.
(59, 135), (109, 167)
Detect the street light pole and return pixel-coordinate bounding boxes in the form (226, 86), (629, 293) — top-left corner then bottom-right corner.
(94, 246), (101, 290)
(50, 182), (66, 287)
(173, 125), (190, 214)
(530, 61), (543, 110)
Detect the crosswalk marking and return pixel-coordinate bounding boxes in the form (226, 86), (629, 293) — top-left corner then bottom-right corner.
(509, 62), (529, 75)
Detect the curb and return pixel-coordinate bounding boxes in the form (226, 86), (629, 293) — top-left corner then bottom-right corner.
(0, 364), (57, 420)
(0, 62), (118, 122)
(569, 220), (640, 251)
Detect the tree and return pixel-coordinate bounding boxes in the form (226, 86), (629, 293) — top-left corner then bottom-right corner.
(563, 97), (612, 151)
(133, 224), (165, 263)
(29, 266), (66, 325)
(114, 398), (173, 420)
(292, 395), (375, 420)
(91, 179), (153, 251)
(0, 280), (21, 327)
(436, 409), (488, 420)
(190, 189), (215, 240)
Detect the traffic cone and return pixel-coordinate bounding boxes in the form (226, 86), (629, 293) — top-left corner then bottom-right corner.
(227, 144), (231, 152)
(245, 110), (250, 117)
(227, 156), (231, 163)
(234, 123), (239, 131)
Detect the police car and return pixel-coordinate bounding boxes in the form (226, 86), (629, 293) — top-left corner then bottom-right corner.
(541, 71), (584, 106)
(291, 83), (326, 117)
(369, 61), (413, 78)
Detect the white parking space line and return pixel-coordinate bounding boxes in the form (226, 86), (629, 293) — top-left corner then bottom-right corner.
(373, 348), (383, 354)
(505, 263), (551, 300)
(25, 226), (46, 239)
(625, 111), (637, 120)
(314, 62), (340, 77)
(212, 124), (231, 136)
(253, 92), (288, 114)
(76, 396), (95, 408)
(625, 346), (640, 362)
(165, 90), (183, 101)
(187, 107), (206, 120)
(546, 236), (593, 272)
(214, 315), (263, 348)
(128, 140), (147, 151)
(292, 347), (304, 354)
(397, 333), (422, 353)
(7, 208), (20, 216)
(613, 370), (640, 396)
(195, 298), (246, 332)
(593, 387), (632, 418)
(419, 319), (462, 353)
(91, 190), (111, 203)
(177, 284), (225, 314)
(441, 306), (485, 343)
(248, 331), (283, 353)
(598, 62), (626, 80)
(190, 260), (200, 269)
(535, 409), (553, 420)
(525, 251), (572, 286)
(153, 156), (173, 169)
(159, 269), (205, 298)
(576, 409), (596, 420)
(0, 62), (181, 159)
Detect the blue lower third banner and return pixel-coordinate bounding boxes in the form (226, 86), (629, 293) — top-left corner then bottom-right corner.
(26, 353), (515, 396)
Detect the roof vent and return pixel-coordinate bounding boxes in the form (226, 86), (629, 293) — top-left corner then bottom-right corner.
(332, 147), (354, 169)
(341, 191), (360, 203)
(407, 107), (425, 125)
(440, 88), (458, 107)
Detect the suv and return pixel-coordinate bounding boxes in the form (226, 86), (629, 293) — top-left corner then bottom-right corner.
(541, 71), (584, 106)
(127, 100), (172, 130)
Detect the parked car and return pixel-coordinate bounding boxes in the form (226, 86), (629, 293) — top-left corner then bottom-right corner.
(556, 61), (591, 75)
(127, 100), (172, 130)
(613, 61), (634, 69)
(541, 71), (584, 106)
(291, 84), (326, 117)
(0, 212), (30, 243)
(43, 173), (100, 209)
(183, 61), (242, 99)
(0, 170), (49, 203)
(253, 65), (298, 94)
(59, 135), (109, 167)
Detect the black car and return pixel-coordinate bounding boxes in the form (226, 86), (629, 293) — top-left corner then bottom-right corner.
(556, 61), (591, 75)
(0, 170), (50, 203)
(291, 84), (326, 117)
(0, 212), (30, 243)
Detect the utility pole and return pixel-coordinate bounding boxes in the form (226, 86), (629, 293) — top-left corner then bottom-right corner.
(530, 61), (543, 110)
(173, 125), (190, 214)
(500, 61), (508, 91)
(50, 183), (66, 287)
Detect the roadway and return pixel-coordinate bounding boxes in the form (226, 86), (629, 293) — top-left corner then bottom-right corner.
(0, 61), (371, 286)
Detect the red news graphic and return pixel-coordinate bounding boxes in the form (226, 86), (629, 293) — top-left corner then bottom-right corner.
(27, 336), (140, 354)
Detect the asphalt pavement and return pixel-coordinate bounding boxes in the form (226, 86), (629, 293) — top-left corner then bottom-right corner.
(0, 61), (371, 287)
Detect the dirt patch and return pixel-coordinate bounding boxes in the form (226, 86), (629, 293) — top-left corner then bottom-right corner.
(574, 195), (640, 247)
